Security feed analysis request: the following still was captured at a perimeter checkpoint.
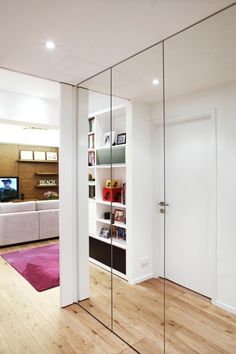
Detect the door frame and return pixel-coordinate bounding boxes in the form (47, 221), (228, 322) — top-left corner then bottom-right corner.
(155, 108), (217, 302)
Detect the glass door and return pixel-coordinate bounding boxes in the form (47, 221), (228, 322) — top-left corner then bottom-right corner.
(111, 44), (165, 353)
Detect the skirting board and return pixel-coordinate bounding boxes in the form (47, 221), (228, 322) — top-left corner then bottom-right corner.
(129, 273), (154, 285)
(212, 299), (236, 315)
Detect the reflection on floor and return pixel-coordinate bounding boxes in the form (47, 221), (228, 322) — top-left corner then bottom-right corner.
(80, 263), (236, 354)
(0, 240), (131, 353)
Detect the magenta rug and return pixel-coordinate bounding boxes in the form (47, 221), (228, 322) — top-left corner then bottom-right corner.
(1, 244), (59, 292)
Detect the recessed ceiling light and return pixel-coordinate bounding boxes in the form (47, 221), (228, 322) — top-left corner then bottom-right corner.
(152, 79), (160, 86)
(45, 41), (56, 50)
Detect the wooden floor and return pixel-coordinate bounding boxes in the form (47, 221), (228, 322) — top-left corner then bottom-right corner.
(0, 241), (133, 354)
(80, 263), (236, 354)
(1, 240), (236, 353)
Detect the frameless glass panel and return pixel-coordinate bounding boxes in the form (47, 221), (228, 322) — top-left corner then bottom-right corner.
(78, 69), (113, 329)
(164, 5), (236, 352)
(111, 44), (165, 353)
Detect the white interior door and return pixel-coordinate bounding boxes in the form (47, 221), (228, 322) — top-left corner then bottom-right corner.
(164, 115), (215, 298)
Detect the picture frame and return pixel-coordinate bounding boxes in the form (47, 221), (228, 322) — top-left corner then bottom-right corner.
(20, 150), (33, 160)
(99, 227), (111, 239)
(114, 208), (125, 223)
(103, 131), (116, 147)
(34, 151), (46, 161)
(116, 133), (126, 145)
(46, 152), (57, 161)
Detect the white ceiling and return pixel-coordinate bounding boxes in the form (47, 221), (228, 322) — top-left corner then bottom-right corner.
(81, 4), (236, 102)
(0, 0), (234, 85)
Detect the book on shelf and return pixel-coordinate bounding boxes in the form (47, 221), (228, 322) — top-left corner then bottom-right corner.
(122, 183), (126, 205)
(88, 133), (95, 149)
(88, 117), (95, 133)
(89, 185), (95, 198)
(88, 151), (95, 166)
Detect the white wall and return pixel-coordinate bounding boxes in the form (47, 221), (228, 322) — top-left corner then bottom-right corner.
(88, 90), (125, 116)
(152, 81), (236, 312)
(59, 84), (78, 307)
(127, 101), (154, 283)
(0, 123), (59, 146)
(0, 89), (59, 146)
(0, 90), (59, 127)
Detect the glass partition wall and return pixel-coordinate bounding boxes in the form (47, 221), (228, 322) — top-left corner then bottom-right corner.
(78, 69), (113, 329)
(78, 44), (165, 352)
(77, 3), (236, 353)
(164, 5), (236, 353)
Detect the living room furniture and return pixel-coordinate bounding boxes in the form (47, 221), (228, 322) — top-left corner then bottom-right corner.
(0, 200), (59, 246)
(0, 143), (59, 200)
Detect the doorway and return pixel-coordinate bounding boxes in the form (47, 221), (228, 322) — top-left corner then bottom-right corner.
(157, 112), (216, 298)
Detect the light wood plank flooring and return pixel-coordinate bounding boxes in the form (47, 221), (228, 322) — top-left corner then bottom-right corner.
(1, 240), (236, 353)
(0, 241), (132, 354)
(80, 263), (236, 354)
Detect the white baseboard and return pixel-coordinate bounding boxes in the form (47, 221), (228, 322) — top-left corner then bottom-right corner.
(212, 299), (236, 315)
(129, 273), (154, 285)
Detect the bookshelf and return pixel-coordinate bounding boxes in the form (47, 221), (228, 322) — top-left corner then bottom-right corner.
(88, 106), (127, 278)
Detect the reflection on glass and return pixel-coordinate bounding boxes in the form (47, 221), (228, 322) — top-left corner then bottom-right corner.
(111, 45), (165, 353)
(164, 5), (236, 353)
(77, 4), (236, 353)
(78, 69), (113, 329)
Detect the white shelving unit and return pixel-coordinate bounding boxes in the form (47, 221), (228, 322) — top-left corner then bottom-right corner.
(88, 106), (127, 279)
(76, 95), (155, 288)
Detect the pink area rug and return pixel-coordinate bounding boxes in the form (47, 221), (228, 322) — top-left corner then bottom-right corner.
(1, 243), (59, 292)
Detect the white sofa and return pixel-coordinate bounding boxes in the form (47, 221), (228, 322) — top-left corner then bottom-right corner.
(0, 200), (59, 246)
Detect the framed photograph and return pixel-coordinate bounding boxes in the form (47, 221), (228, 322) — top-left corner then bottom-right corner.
(20, 150), (33, 160)
(34, 151), (46, 161)
(46, 152), (57, 161)
(103, 131), (116, 147)
(116, 133), (126, 145)
(114, 208), (125, 223)
(99, 227), (111, 239)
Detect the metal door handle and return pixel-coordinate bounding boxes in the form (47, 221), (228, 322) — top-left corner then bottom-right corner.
(158, 201), (169, 207)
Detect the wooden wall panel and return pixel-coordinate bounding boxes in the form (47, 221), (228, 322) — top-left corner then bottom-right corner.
(0, 144), (59, 201)
(0, 144), (18, 176)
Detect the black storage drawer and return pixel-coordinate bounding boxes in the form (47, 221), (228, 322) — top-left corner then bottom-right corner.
(89, 237), (126, 275)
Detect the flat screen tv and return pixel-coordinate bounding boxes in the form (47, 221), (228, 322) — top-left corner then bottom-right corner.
(0, 177), (19, 202)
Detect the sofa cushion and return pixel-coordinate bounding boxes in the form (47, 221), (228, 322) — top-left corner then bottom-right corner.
(36, 200), (59, 211)
(0, 201), (36, 214)
(38, 209), (59, 239)
(0, 211), (38, 246)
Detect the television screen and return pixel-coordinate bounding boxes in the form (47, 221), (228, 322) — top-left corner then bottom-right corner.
(0, 177), (19, 202)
